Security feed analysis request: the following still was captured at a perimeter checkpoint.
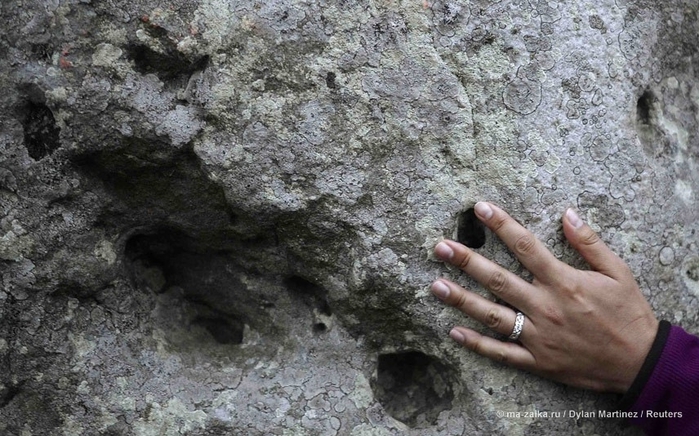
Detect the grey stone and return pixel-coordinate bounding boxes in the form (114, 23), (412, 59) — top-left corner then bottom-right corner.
(0, 0), (698, 435)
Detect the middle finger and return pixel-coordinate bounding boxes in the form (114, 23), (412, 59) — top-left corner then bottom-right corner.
(435, 240), (540, 312)
(473, 202), (565, 285)
(432, 279), (533, 341)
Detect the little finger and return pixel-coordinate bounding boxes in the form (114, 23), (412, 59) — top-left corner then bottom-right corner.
(450, 326), (536, 369)
(432, 279), (530, 340)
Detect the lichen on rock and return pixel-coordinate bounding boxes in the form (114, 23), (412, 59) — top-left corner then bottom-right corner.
(0, 0), (698, 435)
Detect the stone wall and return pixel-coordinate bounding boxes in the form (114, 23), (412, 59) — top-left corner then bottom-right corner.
(1, 0), (698, 434)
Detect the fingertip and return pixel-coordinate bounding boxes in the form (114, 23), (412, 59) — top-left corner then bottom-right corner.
(434, 241), (455, 261)
(565, 208), (584, 229)
(561, 209), (628, 279)
(474, 202), (494, 220)
(431, 280), (451, 300)
(449, 328), (466, 343)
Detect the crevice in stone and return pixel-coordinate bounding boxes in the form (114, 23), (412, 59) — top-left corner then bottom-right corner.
(124, 228), (187, 293)
(21, 101), (61, 161)
(457, 207), (486, 248)
(124, 228), (251, 344)
(30, 42), (54, 61)
(73, 143), (239, 245)
(122, 225), (277, 342)
(371, 351), (456, 428)
(325, 71), (337, 89)
(313, 322), (328, 333)
(0, 383), (23, 408)
(636, 90), (653, 127)
(125, 43), (209, 82)
(635, 88), (673, 159)
(191, 315), (245, 345)
(71, 132), (285, 342)
(284, 275), (332, 316)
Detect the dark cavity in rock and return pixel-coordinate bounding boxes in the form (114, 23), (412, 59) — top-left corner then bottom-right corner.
(126, 44), (209, 81)
(125, 229), (250, 344)
(30, 43), (54, 61)
(21, 101), (60, 160)
(326, 71), (337, 89)
(635, 88), (672, 159)
(192, 315), (245, 345)
(636, 90), (653, 126)
(0, 383), (22, 408)
(313, 322), (327, 333)
(457, 207), (486, 248)
(284, 276), (332, 316)
(73, 143), (238, 240)
(371, 351), (455, 427)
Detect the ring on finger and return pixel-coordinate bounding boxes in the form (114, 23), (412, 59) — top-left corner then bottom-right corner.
(508, 311), (525, 341)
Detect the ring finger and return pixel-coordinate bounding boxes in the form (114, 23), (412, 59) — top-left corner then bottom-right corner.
(431, 279), (531, 341)
(435, 240), (540, 313)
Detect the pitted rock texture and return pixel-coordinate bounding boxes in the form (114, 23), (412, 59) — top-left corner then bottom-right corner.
(1, 0), (698, 435)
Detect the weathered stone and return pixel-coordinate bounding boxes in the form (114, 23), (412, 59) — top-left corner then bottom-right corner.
(1, 0), (698, 434)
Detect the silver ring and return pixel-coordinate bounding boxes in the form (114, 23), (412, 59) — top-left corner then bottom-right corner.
(508, 312), (525, 341)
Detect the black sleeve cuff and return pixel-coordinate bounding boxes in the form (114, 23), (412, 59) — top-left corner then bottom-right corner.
(617, 320), (672, 411)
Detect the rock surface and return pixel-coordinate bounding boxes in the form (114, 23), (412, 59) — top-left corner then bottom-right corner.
(1, 0), (698, 434)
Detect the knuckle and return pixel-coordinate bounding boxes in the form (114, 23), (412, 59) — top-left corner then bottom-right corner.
(514, 234), (537, 256)
(539, 359), (563, 376)
(494, 350), (509, 364)
(457, 249), (474, 270)
(484, 307), (503, 329)
(487, 270), (508, 293)
(558, 282), (576, 295)
(489, 215), (509, 233)
(541, 337), (561, 352)
(469, 338), (484, 354)
(555, 275), (578, 295)
(454, 291), (469, 310)
(579, 228), (600, 246)
(541, 304), (565, 327)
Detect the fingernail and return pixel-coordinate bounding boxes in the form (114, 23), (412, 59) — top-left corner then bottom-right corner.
(449, 328), (465, 343)
(431, 280), (450, 300)
(566, 208), (583, 229)
(435, 242), (454, 260)
(474, 202), (493, 220)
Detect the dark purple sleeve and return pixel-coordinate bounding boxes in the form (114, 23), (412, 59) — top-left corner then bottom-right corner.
(618, 320), (699, 435)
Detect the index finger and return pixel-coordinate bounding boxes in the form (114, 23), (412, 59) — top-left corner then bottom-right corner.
(473, 202), (565, 285)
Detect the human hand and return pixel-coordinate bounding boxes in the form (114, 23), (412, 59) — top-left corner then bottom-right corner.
(431, 202), (659, 393)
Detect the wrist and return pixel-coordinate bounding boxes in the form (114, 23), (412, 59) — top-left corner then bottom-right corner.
(617, 320), (671, 407)
(617, 316), (660, 393)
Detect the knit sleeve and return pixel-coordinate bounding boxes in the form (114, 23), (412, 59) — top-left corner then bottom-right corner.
(619, 320), (699, 435)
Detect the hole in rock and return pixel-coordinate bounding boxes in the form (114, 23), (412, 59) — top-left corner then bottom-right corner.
(21, 101), (60, 160)
(192, 315), (244, 345)
(124, 227), (192, 263)
(635, 89), (671, 158)
(123, 226), (274, 340)
(313, 322), (327, 333)
(124, 229), (191, 293)
(126, 44), (209, 81)
(325, 71), (337, 89)
(125, 229), (251, 344)
(457, 208), (486, 248)
(686, 263), (699, 282)
(30, 43), (54, 61)
(371, 351), (456, 427)
(636, 90), (653, 126)
(0, 384), (22, 408)
(74, 145), (238, 240)
(284, 276), (332, 316)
